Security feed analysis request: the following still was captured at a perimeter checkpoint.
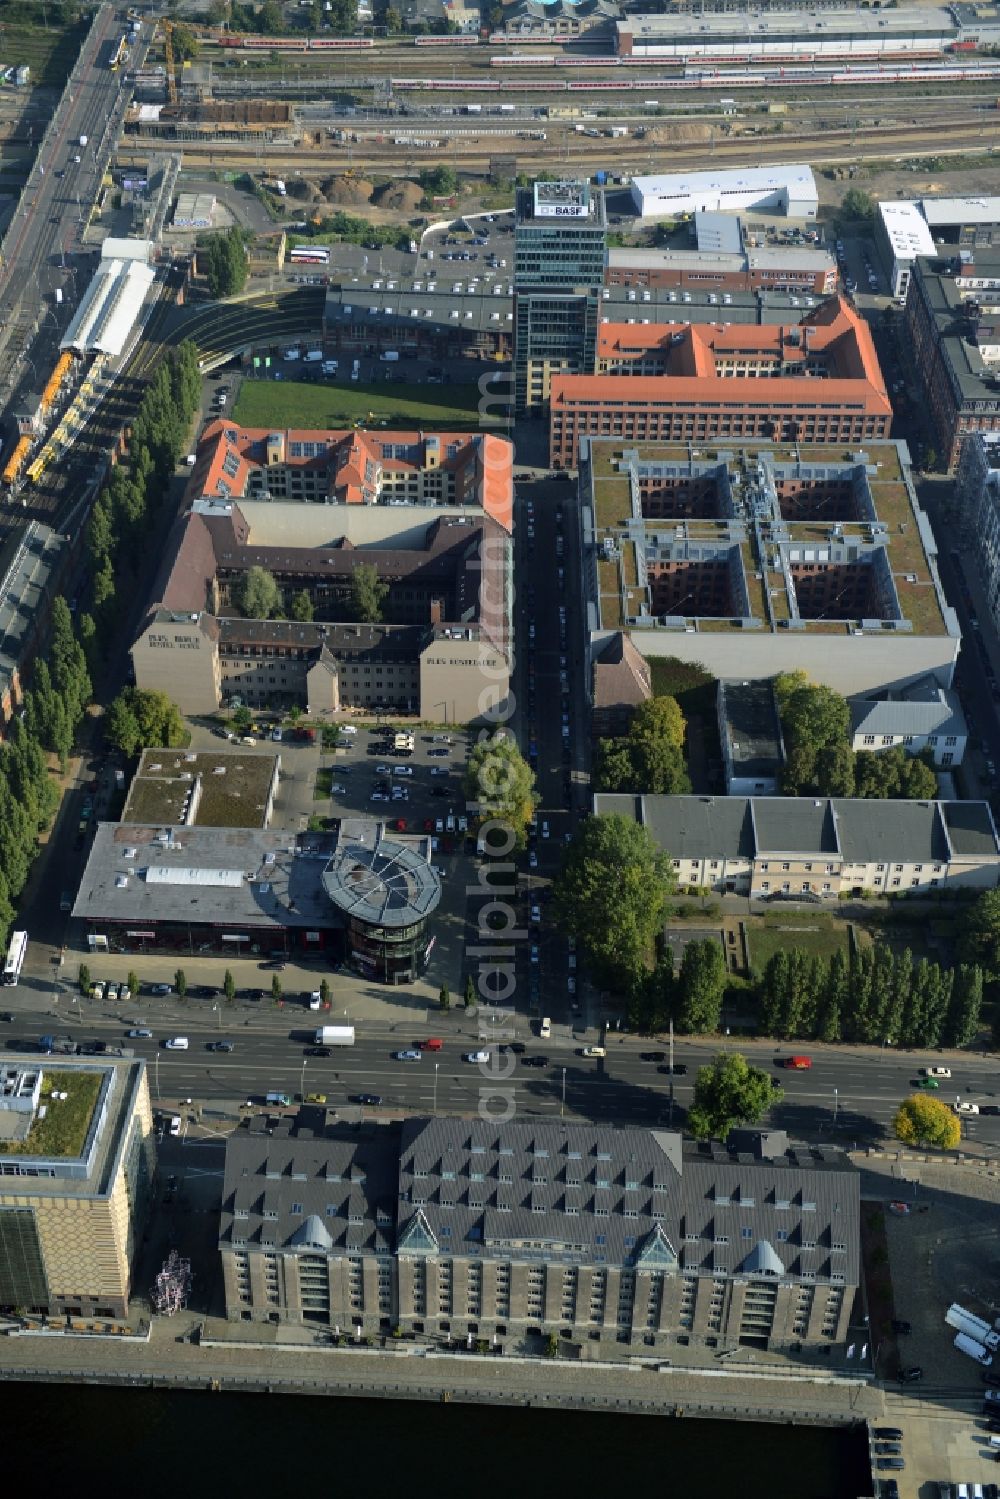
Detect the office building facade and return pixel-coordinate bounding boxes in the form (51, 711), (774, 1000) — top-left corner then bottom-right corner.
(514, 180), (607, 414)
(220, 1113), (859, 1355)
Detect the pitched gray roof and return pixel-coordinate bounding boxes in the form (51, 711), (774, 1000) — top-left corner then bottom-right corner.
(594, 793), (755, 861)
(752, 798), (840, 856)
(850, 681), (965, 741)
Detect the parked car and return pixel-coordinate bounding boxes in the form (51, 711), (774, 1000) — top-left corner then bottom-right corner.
(353, 1093), (382, 1106)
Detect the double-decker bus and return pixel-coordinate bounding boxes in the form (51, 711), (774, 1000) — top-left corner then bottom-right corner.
(110, 33), (129, 70)
(2, 930), (28, 985)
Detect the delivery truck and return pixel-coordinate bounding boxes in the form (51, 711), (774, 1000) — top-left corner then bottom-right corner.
(946, 1303), (1000, 1351)
(314, 1025), (355, 1046)
(955, 1331), (993, 1365)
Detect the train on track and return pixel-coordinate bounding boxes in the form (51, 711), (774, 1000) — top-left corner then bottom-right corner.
(389, 59), (1000, 90)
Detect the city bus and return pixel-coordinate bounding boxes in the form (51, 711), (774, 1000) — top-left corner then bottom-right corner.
(2, 930), (28, 986)
(290, 245), (331, 265)
(110, 33), (129, 71)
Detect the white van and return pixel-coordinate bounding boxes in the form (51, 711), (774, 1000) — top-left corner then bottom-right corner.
(164, 1037), (189, 1050)
(351, 359), (360, 381)
(304, 349), (323, 363)
(283, 347), (301, 362)
(540, 1017), (551, 1039)
(322, 360), (338, 375)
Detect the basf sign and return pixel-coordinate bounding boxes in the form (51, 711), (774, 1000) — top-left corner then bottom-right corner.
(536, 201), (588, 218)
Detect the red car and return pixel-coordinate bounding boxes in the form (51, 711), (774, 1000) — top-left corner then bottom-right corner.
(423, 818), (434, 832)
(394, 818), (407, 831)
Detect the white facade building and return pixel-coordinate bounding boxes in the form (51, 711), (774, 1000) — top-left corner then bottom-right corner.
(849, 677), (967, 767)
(876, 201), (936, 300)
(630, 166), (818, 223)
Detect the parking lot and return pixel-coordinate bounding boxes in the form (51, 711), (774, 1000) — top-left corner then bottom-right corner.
(322, 724), (471, 850)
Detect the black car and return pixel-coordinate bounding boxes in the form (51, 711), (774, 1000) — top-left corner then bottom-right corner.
(353, 1093), (382, 1107)
(981, 1104), (1000, 1116)
(259, 959), (285, 970)
(879, 1483), (899, 1499)
(897, 1366), (923, 1383)
(658, 1064), (688, 1076)
(890, 1319), (911, 1335)
(876, 1459), (904, 1471)
(874, 1428), (903, 1441)
(641, 1051), (666, 1063)
(207, 1040), (235, 1053)
(189, 985), (218, 999)
(522, 1055), (549, 1068)
(79, 1040), (107, 1056)
(985, 1419), (1000, 1434)
(308, 1045), (332, 1058)
(874, 1442), (902, 1455)
(0, 1012), (12, 1023)
(242, 988), (266, 1001)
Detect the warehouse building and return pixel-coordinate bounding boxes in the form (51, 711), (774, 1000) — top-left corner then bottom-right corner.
(595, 792), (1000, 897)
(0, 1053), (155, 1321)
(629, 166), (818, 223)
(605, 241), (837, 297)
(220, 1111), (860, 1357)
(551, 295), (892, 467)
(580, 437), (959, 695)
(616, 6), (973, 60)
(919, 196), (1000, 252)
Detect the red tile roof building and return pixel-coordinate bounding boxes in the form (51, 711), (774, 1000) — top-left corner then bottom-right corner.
(549, 295), (891, 467)
(187, 422), (513, 533)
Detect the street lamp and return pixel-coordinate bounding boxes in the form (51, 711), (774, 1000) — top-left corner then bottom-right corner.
(832, 1087), (838, 1127)
(212, 1003), (221, 1031)
(154, 1051), (160, 1101)
(560, 1067), (567, 1119)
(433, 1062), (439, 1115)
(301, 1056), (307, 1102)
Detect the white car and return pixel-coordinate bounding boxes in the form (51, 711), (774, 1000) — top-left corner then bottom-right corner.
(127, 1028), (152, 1039)
(922, 1066), (952, 1078)
(539, 1017), (551, 1039)
(339, 725), (358, 735)
(331, 784), (347, 795)
(394, 1049), (422, 1061)
(464, 1050), (490, 1064)
(581, 1046), (606, 1059)
(164, 1037), (189, 1050)
(168, 1115), (182, 1136)
(956, 1101), (980, 1115)
(541, 821), (550, 839)
(567, 976), (577, 995)
(393, 765), (413, 777)
(529, 850), (538, 868)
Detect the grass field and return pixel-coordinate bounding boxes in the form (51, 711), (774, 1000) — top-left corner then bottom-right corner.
(233, 377), (498, 431)
(1, 21), (89, 88)
(746, 913), (854, 973)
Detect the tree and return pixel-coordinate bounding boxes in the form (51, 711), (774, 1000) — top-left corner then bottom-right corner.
(289, 589), (314, 623)
(816, 949), (847, 1043)
(320, 978), (331, 1006)
(959, 889), (1000, 976)
(418, 166), (458, 197)
(78, 962), (90, 996)
(127, 970), (140, 1002)
(463, 733), (536, 847)
(677, 938), (726, 1034)
(200, 226), (248, 299)
(349, 562), (388, 624)
(168, 21), (199, 60)
(687, 1052), (784, 1141)
(439, 984), (451, 1011)
(594, 695), (691, 796)
(815, 741), (855, 797)
(232, 705), (252, 733)
(239, 566), (281, 620)
(841, 187), (875, 222)
(553, 813), (674, 990)
(892, 1093), (960, 1150)
(106, 687), (185, 756)
(174, 969), (187, 999)
(944, 963), (984, 1048)
(224, 969), (236, 1002)
(464, 974), (476, 1011)
(271, 973), (283, 1002)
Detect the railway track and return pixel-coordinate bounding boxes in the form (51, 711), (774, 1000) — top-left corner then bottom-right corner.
(118, 111), (1000, 176)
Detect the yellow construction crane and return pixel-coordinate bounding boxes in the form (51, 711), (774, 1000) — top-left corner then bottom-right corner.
(163, 20), (178, 106)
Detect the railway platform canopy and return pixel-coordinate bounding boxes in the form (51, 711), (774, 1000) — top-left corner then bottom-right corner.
(616, 4), (971, 59)
(60, 253), (156, 359)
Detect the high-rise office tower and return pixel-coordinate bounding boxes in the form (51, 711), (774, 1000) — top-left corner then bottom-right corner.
(513, 179), (607, 416)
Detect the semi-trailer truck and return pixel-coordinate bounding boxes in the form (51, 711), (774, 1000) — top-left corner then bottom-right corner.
(946, 1303), (1000, 1351)
(314, 1025), (355, 1046)
(955, 1330), (993, 1365)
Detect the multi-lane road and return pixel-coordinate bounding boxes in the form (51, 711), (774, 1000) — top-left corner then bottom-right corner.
(5, 998), (1000, 1144)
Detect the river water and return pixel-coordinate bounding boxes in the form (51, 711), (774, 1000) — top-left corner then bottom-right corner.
(4, 1382), (872, 1495)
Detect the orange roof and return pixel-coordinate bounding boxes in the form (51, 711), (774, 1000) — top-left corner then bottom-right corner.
(187, 423), (512, 531)
(583, 294), (890, 415)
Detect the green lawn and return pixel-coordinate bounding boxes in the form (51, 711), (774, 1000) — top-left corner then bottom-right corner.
(1, 20), (90, 88)
(314, 766), (334, 801)
(747, 914), (853, 973)
(233, 377), (501, 430)
(7, 1070), (102, 1158)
